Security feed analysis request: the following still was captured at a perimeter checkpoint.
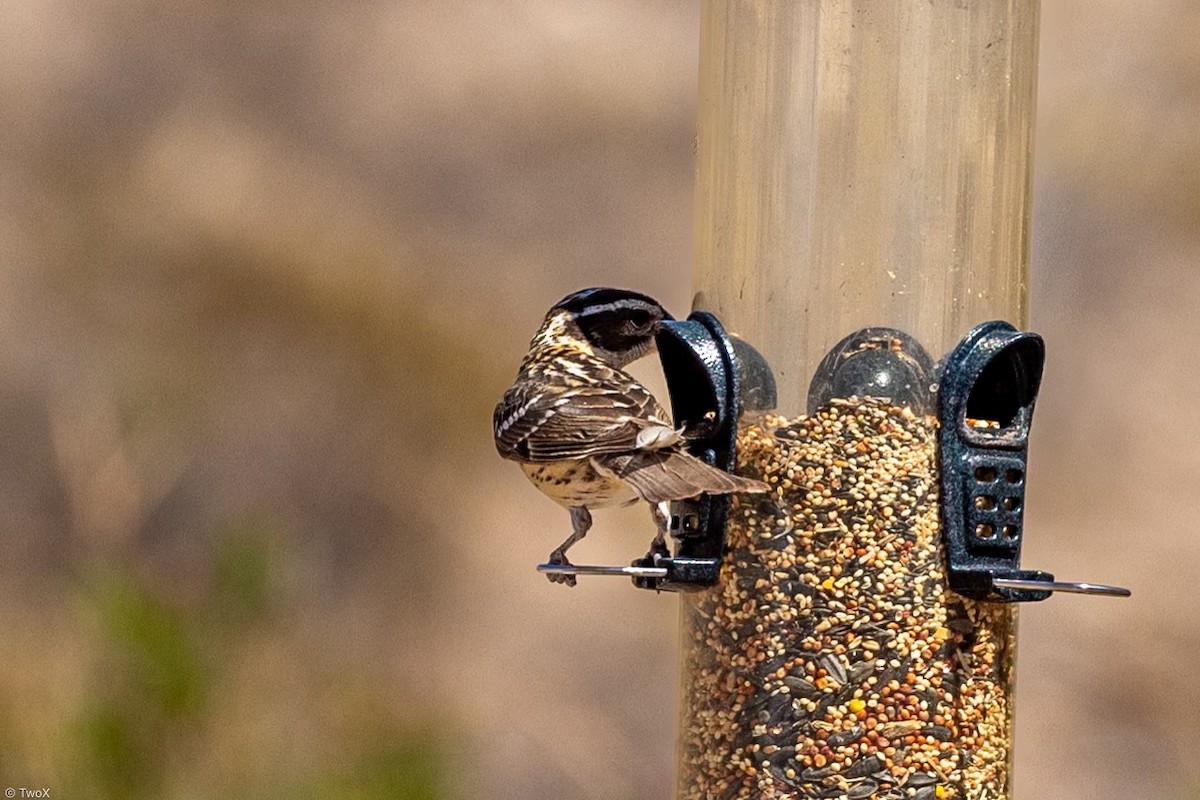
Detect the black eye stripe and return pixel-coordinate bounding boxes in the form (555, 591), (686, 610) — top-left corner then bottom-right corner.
(575, 308), (660, 354)
(578, 309), (630, 330)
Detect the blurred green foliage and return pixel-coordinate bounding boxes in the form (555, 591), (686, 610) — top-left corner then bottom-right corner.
(61, 521), (454, 800)
(73, 572), (209, 797)
(298, 726), (447, 800)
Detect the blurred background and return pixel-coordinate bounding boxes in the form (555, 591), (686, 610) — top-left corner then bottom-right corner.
(0, 1), (1195, 798)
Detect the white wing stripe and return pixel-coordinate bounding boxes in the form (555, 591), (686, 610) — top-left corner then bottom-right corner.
(496, 394), (542, 436)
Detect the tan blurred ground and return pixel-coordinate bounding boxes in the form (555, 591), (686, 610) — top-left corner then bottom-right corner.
(0, 2), (1196, 799)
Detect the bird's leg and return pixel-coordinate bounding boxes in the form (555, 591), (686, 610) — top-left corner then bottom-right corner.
(648, 501), (671, 563)
(547, 506), (592, 587)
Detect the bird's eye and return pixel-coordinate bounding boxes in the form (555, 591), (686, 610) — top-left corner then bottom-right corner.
(629, 310), (652, 328)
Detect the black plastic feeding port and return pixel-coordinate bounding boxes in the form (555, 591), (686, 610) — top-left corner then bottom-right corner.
(808, 327), (935, 415)
(937, 321), (1053, 602)
(630, 311), (773, 592)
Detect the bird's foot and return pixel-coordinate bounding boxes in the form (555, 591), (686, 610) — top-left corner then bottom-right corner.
(648, 501), (672, 564)
(546, 549), (577, 587)
(643, 537), (671, 568)
(647, 509), (671, 565)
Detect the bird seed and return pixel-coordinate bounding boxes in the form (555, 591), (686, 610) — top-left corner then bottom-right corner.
(677, 397), (1014, 800)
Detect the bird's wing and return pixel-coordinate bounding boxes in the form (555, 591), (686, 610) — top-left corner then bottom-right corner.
(595, 451), (769, 503)
(493, 358), (673, 462)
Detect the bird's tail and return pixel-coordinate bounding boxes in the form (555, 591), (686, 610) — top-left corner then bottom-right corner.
(595, 451), (769, 505)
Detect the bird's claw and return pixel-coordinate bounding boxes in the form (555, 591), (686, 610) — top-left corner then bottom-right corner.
(546, 550), (577, 587)
(646, 540), (671, 566)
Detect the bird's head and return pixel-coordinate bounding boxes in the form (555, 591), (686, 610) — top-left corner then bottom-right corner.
(540, 287), (672, 367)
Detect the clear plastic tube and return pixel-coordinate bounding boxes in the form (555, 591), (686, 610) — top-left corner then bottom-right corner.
(678, 4), (1039, 799)
(692, 1), (1038, 409)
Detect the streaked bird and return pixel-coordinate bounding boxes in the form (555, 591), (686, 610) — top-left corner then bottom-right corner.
(493, 287), (769, 586)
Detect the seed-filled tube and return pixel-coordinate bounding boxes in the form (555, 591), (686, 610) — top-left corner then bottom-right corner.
(677, 397), (1015, 800)
(679, 3), (1038, 796)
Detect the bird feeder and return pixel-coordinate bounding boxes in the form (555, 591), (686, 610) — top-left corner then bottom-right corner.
(527, 3), (1129, 797)
(667, 4), (1128, 800)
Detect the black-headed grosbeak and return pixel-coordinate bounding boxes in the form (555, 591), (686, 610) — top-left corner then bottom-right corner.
(494, 287), (768, 586)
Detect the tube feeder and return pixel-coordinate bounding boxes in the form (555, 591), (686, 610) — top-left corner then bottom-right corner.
(668, 4), (1128, 800)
